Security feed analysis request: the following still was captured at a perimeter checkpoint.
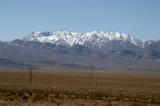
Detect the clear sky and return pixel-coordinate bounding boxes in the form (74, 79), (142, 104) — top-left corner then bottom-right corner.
(0, 0), (160, 41)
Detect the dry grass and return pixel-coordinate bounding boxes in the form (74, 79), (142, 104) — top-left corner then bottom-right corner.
(0, 69), (160, 106)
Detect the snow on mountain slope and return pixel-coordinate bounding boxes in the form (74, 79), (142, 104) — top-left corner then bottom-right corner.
(23, 30), (143, 47)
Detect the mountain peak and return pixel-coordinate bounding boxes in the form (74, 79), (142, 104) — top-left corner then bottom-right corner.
(22, 31), (143, 47)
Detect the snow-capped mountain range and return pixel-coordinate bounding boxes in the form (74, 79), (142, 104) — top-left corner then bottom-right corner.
(23, 31), (144, 47)
(0, 30), (160, 70)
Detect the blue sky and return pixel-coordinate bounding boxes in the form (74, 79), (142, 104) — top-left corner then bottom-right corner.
(0, 0), (160, 41)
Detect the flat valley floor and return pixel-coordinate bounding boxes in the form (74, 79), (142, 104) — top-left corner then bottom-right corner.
(0, 69), (160, 106)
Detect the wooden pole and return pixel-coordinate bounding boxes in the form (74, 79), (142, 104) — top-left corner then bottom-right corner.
(30, 69), (32, 83)
(90, 65), (94, 80)
(29, 69), (33, 84)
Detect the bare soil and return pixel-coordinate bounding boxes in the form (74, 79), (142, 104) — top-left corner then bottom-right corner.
(0, 69), (160, 106)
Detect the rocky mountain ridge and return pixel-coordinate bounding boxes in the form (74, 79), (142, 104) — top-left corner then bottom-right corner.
(0, 31), (160, 70)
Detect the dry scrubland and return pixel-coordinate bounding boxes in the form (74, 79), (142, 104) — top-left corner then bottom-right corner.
(0, 69), (160, 106)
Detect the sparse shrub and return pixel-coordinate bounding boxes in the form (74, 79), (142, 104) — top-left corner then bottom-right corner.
(22, 95), (29, 102)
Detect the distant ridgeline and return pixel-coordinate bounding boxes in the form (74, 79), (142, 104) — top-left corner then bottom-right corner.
(0, 31), (160, 71)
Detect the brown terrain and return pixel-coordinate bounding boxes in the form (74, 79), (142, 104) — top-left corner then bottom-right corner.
(0, 69), (160, 106)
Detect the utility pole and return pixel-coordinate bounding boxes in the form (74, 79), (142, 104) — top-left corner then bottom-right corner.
(90, 65), (94, 80)
(28, 67), (36, 84)
(29, 69), (32, 83)
(90, 64), (98, 89)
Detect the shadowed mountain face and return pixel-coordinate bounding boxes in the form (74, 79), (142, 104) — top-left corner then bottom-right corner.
(0, 31), (160, 71)
(144, 41), (160, 59)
